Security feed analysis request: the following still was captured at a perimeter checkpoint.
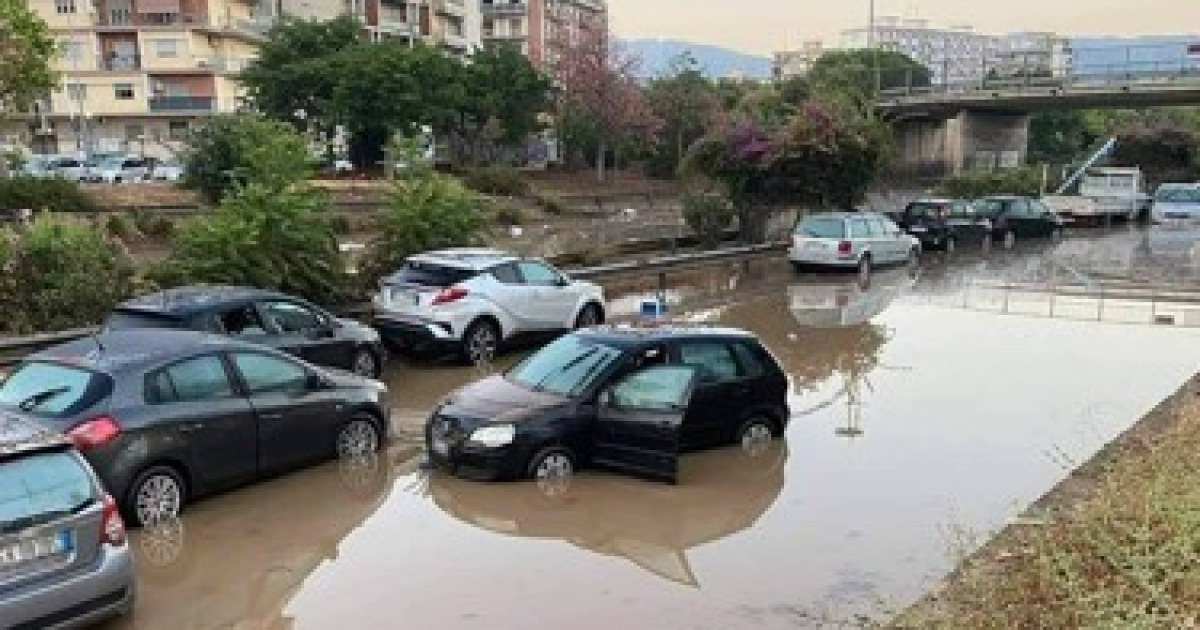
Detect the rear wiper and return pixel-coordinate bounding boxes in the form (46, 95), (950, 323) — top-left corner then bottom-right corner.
(16, 386), (71, 412)
(0, 497), (95, 534)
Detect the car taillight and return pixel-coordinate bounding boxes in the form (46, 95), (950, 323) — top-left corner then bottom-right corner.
(837, 240), (853, 256)
(100, 493), (126, 546)
(431, 286), (469, 306)
(67, 416), (121, 450)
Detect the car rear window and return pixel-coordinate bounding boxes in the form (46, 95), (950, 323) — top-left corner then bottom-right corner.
(796, 217), (846, 239)
(0, 362), (110, 417)
(389, 261), (478, 288)
(906, 202), (949, 218)
(0, 449), (97, 534)
(105, 309), (184, 331)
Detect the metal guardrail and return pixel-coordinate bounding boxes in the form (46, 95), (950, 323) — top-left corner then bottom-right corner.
(0, 243), (786, 368)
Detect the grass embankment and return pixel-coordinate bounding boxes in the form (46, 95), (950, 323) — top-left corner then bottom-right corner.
(897, 377), (1200, 629)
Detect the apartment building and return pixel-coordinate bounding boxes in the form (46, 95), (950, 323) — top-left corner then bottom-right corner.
(772, 40), (824, 80)
(995, 32), (1074, 78)
(480, 0), (607, 68)
(345, 0), (480, 55)
(841, 17), (999, 85)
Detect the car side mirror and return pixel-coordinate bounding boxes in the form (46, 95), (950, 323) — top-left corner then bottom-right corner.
(307, 373), (330, 391)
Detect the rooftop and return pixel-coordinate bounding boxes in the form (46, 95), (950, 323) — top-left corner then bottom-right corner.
(31, 330), (247, 373)
(118, 285), (285, 316)
(578, 322), (755, 346)
(410, 248), (518, 270)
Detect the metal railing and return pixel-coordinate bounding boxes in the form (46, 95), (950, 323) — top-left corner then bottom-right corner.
(148, 96), (216, 112)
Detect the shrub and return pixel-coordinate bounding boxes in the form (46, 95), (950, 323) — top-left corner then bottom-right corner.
(460, 166), (528, 196)
(104, 213), (140, 241)
(0, 176), (97, 214)
(327, 214), (353, 236)
(493, 203), (525, 226)
(682, 190), (736, 247)
(361, 173), (485, 286)
(934, 167), (1044, 199)
(535, 192), (568, 215)
(181, 114), (312, 204)
(0, 214), (136, 334)
(153, 184), (346, 304)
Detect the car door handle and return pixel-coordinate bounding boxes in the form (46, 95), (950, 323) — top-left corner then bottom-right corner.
(178, 422), (204, 434)
(260, 413), (285, 421)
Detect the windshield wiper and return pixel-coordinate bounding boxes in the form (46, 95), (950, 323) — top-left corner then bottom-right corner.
(16, 386), (71, 412)
(533, 348), (601, 392)
(569, 354), (612, 397)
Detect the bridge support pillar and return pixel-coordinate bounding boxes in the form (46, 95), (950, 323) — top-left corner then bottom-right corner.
(892, 110), (1030, 178)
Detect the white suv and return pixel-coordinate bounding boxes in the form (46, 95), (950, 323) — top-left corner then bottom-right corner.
(372, 249), (606, 363)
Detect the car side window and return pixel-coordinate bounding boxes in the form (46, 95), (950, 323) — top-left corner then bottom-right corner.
(609, 366), (694, 411)
(677, 342), (743, 384)
(147, 355), (235, 404)
(517, 261), (562, 287)
(731, 343), (766, 379)
(849, 219), (872, 239)
(218, 305), (268, 337)
(490, 263), (522, 285)
(260, 301), (324, 335)
(231, 352), (309, 395)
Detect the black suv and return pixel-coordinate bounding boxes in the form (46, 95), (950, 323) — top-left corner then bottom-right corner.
(426, 325), (790, 484)
(897, 198), (969, 252)
(105, 286), (386, 379)
(0, 330), (392, 525)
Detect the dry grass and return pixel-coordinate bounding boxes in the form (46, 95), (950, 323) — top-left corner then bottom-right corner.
(898, 382), (1200, 629)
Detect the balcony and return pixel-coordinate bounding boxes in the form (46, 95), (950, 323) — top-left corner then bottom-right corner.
(100, 55), (141, 71)
(483, 29), (525, 39)
(434, 0), (469, 16)
(481, 2), (527, 16)
(148, 96), (215, 112)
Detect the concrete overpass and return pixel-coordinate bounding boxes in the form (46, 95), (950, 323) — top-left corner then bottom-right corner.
(878, 68), (1200, 177)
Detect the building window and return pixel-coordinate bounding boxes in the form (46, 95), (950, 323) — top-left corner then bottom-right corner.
(167, 120), (189, 140)
(114, 83), (135, 100)
(55, 0), (77, 14)
(152, 39), (180, 58)
(60, 41), (84, 64)
(65, 83), (87, 101)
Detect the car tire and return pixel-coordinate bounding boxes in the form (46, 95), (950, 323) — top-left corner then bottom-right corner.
(461, 319), (500, 364)
(1002, 230), (1016, 250)
(125, 465), (187, 528)
(336, 414), (383, 459)
(574, 303), (603, 330)
(351, 347), (381, 379)
(736, 416), (778, 455)
(527, 446), (576, 495)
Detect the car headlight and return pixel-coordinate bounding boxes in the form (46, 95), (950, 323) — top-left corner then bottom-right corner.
(469, 424), (516, 448)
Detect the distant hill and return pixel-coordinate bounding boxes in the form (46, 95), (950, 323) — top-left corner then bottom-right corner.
(619, 39), (772, 79)
(1071, 36), (1200, 75)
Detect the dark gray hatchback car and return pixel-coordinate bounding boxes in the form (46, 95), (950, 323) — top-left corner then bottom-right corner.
(0, 414), (135, 629)
(0, 330), (392, 526)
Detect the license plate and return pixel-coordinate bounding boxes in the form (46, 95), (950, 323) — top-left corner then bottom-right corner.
(0, 530), (74, 568)
(389, 288), (419, 306)
(803, 242), (824, 251)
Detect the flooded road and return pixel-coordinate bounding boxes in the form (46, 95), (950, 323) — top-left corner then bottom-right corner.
(105, 227), (1200, 629)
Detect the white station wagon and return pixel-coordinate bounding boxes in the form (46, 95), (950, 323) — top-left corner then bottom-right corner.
(789, 212), (920, 282)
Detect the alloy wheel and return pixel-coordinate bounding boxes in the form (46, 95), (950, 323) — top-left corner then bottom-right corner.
(337, 418), (380, 458)
(465, 323), (498, 364)
(352, 349), (379, 379)
(740, 420), (775, 457)
(575, 305), (600, 329)
(533, 451), (574, 496)
(135, 473), (183, 526)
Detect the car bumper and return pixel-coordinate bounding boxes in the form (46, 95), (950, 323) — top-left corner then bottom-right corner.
(3, 543), (135, 630)
(788, 252), (859, 269)
(427, 438), (530, 481)
(373, 314), (459, 350)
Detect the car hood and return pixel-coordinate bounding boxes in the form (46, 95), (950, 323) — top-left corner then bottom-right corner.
(337, 318), (381, 342)
(440, 375), (570, 423)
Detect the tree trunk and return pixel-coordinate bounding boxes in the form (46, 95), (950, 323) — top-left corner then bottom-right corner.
(596, 141), (606, 182)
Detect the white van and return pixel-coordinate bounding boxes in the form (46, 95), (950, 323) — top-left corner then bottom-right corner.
(1151, 183), (1200, 224)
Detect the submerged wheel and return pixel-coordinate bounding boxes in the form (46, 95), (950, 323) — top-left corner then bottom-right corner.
(126, 466), (186, 527)
(461, 319), (499, 364)
(336, 415), (382, 458)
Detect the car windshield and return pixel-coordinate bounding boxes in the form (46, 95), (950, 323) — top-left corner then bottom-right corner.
(0, 449), (96, 534)
(1156, 187), (1200, 203)
(0, 361), (106, 416)
(390, 261), (478, 288)
(974, 199), (1013, 215)
(507, 334), (623, 397)
(796, 217), (846, 239)
(105, 309), (184, 331)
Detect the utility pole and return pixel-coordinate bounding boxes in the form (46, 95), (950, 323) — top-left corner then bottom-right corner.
(867, 0), (876, 47)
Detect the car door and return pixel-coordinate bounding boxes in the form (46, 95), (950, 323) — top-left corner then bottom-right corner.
(1030, 200), (1058, 237)
(257, 300), (351, 371)
(874, 217), (905, 263)
(229, 351), (343, 473)
(592, 366), (696, 484)
(1007, 199), (1038, 237)
(145, 354), (257, 491)
(672, 340), (755, 449)
(847, 217), (874, 263)
(516, 260), (579, 329)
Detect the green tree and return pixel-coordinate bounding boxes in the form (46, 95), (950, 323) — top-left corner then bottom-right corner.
(1112, 125), (1200, 185)
(1027, 110), (1098, 165)
(681, 189), (735, 247)
(643, 52), (722, 178)
(0, 0), (57, 118)
(181, 114), (312, 204)
(155, 183), (345, 304)
(809, 49), (932, 115)
(456, 43), (552, 164)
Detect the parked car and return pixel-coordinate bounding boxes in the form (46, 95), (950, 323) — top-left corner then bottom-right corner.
(44, 155), (89, 181)
(789, 212), (920, 281)
(374, 249), (606, 363)
(0, 413), (135, 628)
(104, 285), (387, 379)
(954, 196), (1064, 248)
(150, 159), (184, 182)
(18, 154), (53, 178)
(81, 155), (151, 183)
(426, 325), (790, 485)
(1150, 183), (1200, 224)
(0, 330), (392, 525)
(897, 198), (970, 252)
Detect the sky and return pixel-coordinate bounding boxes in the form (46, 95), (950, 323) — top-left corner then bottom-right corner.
(607, 0), (1200, 55)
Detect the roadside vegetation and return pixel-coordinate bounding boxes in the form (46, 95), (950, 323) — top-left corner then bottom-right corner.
(897, 383), (1200, 629)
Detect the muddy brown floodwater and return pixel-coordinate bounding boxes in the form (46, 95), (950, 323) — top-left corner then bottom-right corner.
(103, 227), (1200, 629)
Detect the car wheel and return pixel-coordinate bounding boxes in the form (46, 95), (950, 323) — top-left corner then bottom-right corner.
(351, 347), (381, 379)
(574, 303), (603, 330)
(126, 465), (186, 527)
(857, 255), (872, 285)
(461, 319), (499, 364)
(527, 446), (575, 496)
(737, 416), (777, 457)
(336, 415), (382, 459)
(1002, 230), (1016, 250)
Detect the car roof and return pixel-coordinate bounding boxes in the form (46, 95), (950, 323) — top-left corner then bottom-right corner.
(801, 211), (884, 221)
(116, 285), (289, 317)
(29, 329), (268, 374)
(408, 248), (519, 270)
(909, 198), (960, 204)
(978, 195), (1029, 201)
(0, 413), (71, 460)
(576, 323), (757, 348)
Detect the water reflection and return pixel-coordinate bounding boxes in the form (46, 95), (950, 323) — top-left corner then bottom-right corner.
(428, 442), (788, 588)
(104, 452), (405, 629)
(787, 269), (917, 328)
